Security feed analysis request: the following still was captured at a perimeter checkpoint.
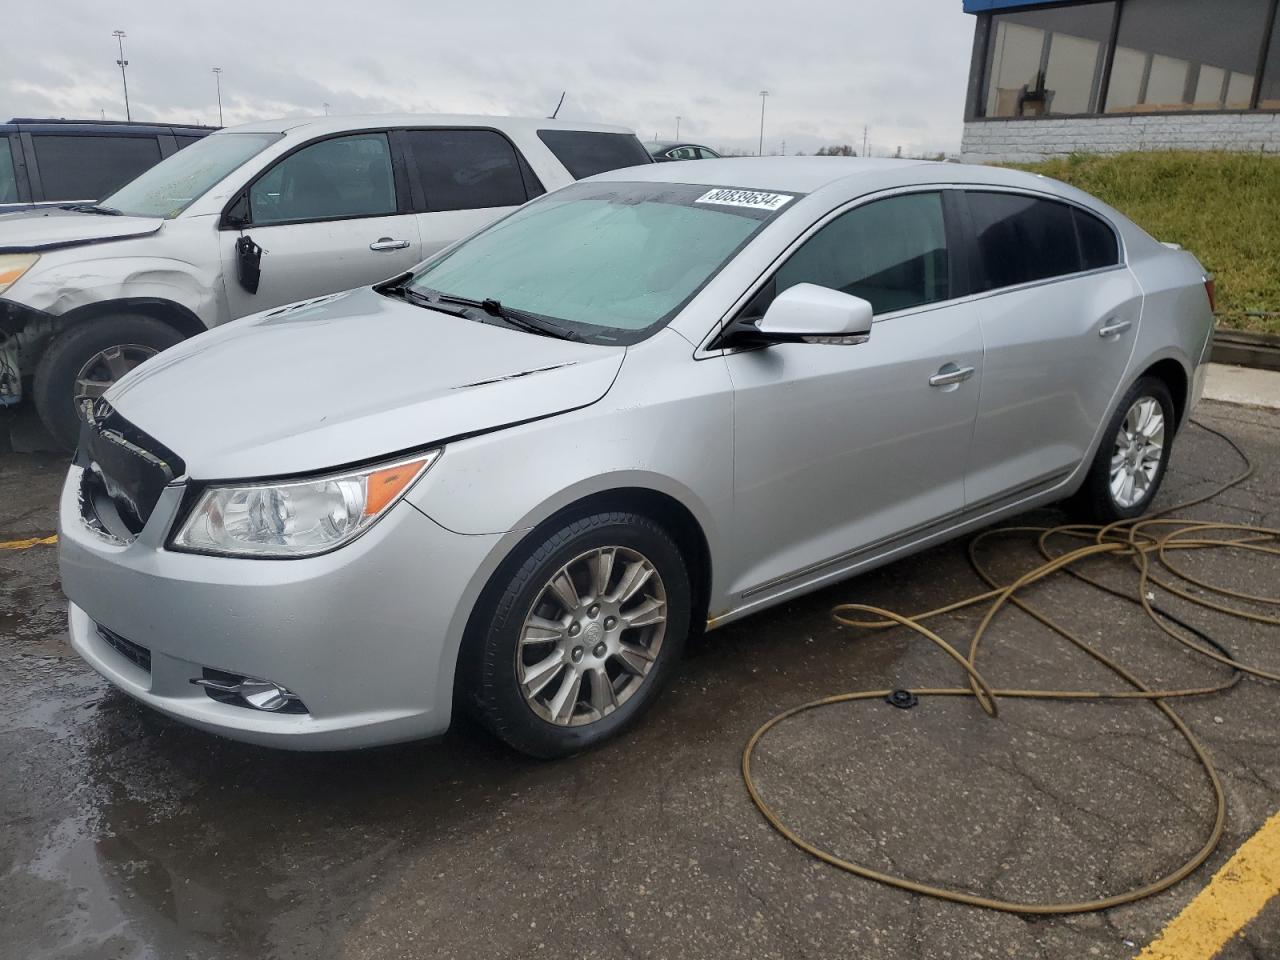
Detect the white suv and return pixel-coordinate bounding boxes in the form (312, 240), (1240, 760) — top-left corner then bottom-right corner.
(0, 114), (652, 446)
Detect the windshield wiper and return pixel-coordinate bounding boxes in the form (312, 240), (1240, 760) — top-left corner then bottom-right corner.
(375, 275), (468, 316)
(60, 203), (122, 216)
(433, 293), (579, 341)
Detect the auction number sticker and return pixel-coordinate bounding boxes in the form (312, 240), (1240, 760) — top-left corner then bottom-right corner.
(695, 188), (794, 211)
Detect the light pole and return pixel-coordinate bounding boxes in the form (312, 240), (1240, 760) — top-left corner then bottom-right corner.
(322, 102), (330, 116)
(112, 30), (131, 120)
(758, 90), (769, 156)
(675, 115), (681, 139)
(212, 67), (223, 126)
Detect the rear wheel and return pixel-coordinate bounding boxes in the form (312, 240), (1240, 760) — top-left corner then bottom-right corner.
(1072, 376), (1175, 524)
(468, 511), (691, 758)
(33, 314), (184, 449)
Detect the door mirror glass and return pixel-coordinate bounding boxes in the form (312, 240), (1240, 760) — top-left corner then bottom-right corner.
(755, 283), (874, 343)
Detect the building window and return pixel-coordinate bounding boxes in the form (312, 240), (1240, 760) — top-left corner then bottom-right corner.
(1260, 10), (1280, 109)
(1104, 0), (1269, 112)
(982, 2), (1117, 117)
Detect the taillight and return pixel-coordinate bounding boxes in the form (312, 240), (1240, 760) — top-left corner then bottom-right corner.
(1204, 277), (1217, 313)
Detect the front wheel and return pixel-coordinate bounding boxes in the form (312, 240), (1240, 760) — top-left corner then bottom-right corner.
(33, 314), (185, 449)
(1072, 376), (1175, 524)
(468, 512), (691, 758)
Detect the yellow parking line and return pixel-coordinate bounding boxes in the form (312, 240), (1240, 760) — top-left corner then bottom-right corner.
(0, 534), (57, 550)
(1136, 809), (1280, 960)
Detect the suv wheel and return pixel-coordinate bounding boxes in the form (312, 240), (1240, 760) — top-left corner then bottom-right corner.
(1072, 376), (1175, 524)
(468, 511), (691, 758)
(33, 314), (185, 449)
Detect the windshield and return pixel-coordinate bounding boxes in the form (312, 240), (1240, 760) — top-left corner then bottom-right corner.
(102, 132), (281, 218)
(407, 180), (794, 343)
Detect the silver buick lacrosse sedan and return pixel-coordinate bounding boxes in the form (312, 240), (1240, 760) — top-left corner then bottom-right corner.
(59, 158), (1215, 756)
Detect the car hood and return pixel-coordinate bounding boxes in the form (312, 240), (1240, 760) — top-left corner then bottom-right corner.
(105, 286), (626, 479)
(0, 207), (164, 252)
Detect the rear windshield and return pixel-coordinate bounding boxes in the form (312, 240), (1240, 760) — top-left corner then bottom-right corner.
(536, 130), (653, 179)
(408, 180), (798, 344)
(103, 132), (281, 218)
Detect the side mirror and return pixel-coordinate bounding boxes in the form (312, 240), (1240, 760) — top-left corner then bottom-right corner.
(727, 283), (874, 347)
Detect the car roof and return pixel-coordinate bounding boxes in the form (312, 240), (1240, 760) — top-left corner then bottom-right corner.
(588, 155), (1094, 199)
(221, 114), (637, 137)
(588, 156), (939, 193)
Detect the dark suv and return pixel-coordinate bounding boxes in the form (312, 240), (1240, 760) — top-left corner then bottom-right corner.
(0, 118), (216, 210)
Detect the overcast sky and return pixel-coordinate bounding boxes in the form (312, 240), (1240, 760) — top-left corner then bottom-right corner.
(3, 1), (975, 156)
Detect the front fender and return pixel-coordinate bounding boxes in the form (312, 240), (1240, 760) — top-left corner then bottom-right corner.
(10, 255), (218, 327)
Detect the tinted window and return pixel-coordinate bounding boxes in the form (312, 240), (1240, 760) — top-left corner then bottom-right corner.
(697, 147), (721, 159)
(250, 133), (396, 225)
(1105, 0), (1267, 112)
(407, 129), (529, 212)
(775, 192), (950, 315)
(536, 130), (652, 179)
(982, 3), (1115, 117)
(33, 135), (162, 200)
(0, 139), (18, 203)
(968, 192), (1081, 290)
(175, 135), (203, 148)
(1074, 207), (1120, 270)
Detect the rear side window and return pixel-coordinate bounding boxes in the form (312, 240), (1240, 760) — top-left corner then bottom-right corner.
(967, 191), (1082, 291)
(774, 191), (950, 316)
(406, 129), (530, 212)
(1074, 206), (1120, 270)
(0, 139), (18, 203)
(250, 133), (396, 225)
(536, 130), (652, 179)
(175, 135), (204, 148)
(32, 135), (162, 200)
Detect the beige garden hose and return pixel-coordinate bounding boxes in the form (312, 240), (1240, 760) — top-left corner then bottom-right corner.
(742, 421), (1276, 914)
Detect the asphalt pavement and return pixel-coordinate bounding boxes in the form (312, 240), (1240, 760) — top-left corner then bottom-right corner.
(1, 399), (1277, 960)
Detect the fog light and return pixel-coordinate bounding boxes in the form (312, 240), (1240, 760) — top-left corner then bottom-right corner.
(192, 670), (305, 712)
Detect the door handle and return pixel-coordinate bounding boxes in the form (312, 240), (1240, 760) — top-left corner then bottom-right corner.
(369, 238), (411, 251)
(929, 364), (976, 387)
(1098, 318), (1132, 338)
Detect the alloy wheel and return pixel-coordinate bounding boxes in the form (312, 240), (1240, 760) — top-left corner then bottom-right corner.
(1109, 395), (1165, 509)
(517, 546), (668, 726)
(73, 344), (159, 402)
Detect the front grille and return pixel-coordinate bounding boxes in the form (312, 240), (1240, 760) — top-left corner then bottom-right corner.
(97, 624), (152, 674)
(76, 399), (184, 535)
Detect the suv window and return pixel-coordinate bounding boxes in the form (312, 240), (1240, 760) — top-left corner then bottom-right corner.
(967, 191), (1083, 291)
(33, 134), (162, 200)
(0, 139), (18, 203)
(406, 129), (530, 212)
(250, 133), (396, 225)
(773, 191), (950, 315)
(536, 130), (652, 179)
(1074, 206), (1120, 270)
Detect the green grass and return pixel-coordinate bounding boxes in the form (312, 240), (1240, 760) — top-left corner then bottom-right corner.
(1009, 152), (1280, 334)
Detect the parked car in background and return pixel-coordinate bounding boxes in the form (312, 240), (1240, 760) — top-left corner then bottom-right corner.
(0, 118), (216, 212)
(59, 158), (1213, 757)
(645, 140), (721, 162)
(0, 114), (652, 445)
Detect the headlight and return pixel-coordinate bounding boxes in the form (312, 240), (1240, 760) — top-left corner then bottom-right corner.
(0, 253), (39, 294)
(170, 450), (440, 558)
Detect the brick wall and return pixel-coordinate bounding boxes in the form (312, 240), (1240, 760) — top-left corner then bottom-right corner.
(961, 113), (1280, 163)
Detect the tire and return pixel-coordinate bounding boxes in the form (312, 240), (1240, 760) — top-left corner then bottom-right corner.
(1072, 376), (1176, 524)
(467, 511), (692, 758)
(33, 314), (185, 450)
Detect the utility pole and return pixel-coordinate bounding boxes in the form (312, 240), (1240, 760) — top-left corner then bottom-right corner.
(675, 115), (681, 139)
(781, 139), (786, 156)
(862, 125), (868, 158)
(112, 30), (131, 121)
(212, 67), (223, 126)
(758, 90), (769, 156)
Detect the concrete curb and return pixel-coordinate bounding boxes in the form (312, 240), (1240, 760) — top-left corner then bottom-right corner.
(1202, 362), (1280, 410)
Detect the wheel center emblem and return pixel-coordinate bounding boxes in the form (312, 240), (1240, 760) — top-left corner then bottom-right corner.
(583, 622), (602, 645)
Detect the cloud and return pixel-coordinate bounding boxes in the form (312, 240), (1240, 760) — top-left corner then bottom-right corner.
(4, 0), (974, 154)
